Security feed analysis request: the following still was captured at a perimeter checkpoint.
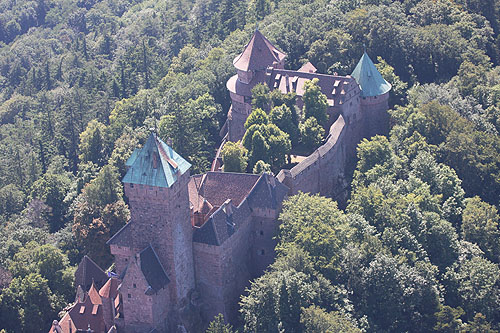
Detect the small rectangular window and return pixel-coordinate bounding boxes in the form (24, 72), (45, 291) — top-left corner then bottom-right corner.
(128, 294), (131, 299)
(133, 283), (136, 288)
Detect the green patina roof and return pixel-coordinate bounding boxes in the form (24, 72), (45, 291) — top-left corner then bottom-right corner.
(122, 133), (191, 188)
(351, 52), (391, 97)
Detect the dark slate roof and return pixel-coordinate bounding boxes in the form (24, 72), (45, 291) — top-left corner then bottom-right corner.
(246, 173), (288, 210)
(122, 132), (191, 188)
(107, 221), (134, 247)
(233, 29), (286, 71)
(193, 218), (219, 245)
(193, 199), (252, 246)
(75, 256), (108, 291)
(351, 52), (391, 97)
(140, 245), (170, 293)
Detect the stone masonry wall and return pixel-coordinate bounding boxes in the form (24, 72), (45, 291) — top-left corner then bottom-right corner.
(193, 206), (254, 324)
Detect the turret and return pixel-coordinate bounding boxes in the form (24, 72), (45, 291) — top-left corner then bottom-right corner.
(351, 52), (392, 136)
(226, 29), (287, 141)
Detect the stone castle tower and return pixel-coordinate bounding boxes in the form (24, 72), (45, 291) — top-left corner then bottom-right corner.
(108, 132), (195, 332)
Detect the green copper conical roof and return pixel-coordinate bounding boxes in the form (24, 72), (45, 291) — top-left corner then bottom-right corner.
(122, 132), (191, 188)
(351, 52), (391, 97)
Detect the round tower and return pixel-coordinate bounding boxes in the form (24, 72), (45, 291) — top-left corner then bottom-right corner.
(351, 52), (392, 137)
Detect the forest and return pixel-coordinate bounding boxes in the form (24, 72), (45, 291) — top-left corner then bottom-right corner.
(0, 0), (499, 331)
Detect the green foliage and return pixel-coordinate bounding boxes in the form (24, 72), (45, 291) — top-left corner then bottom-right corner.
(159, 92), (219, 174)
(240, 246), (352, 333)
(72, 165), (128, 267)
(299, 117), (324, 151)
(221, 141), (248, 173)
(303, 78), (328, 124)
(270, 104), (299, 145)
(251, 83), (271, 111)
(300, 306), (361, 333)
(356, 135), (392, 174)
(78, 120), (108, 166)
(8, 242), (74, 301)
(206, 314), (234, 333)
(29, 172), (72, 232)
(253, 160), (272, 174)
(0, 184), (25, 219)
(375, 56), (408, 106)
(461, 197), (500, 263)
(278, 193), (352, 280)
(433, 305), (464, 332)
(245, 108), (269, 130)
(0, 273), (63, 333)
(243, 123), (291, 171)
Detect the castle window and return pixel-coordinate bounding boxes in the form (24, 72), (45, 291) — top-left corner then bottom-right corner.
(133, 284), (136, 288)
(130, 184), (134, 188)
(128, 294), (131, 299)
(260, 249), (265, 255)
(125, 258), (128, 262)
(260, 230), (264, 236)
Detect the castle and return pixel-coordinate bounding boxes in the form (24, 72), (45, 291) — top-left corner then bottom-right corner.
(49, 29), (390, 332)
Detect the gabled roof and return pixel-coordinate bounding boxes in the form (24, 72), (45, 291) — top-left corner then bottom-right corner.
(140, 245), (170, 293)
(351, 52), (391, 97)
(246, 173), (288, 211)
(107, 221), (134, 247)
(122, 132), (191, 188)
(189, 172), (260, 209)
(75, 256), (108, 291)
(233, 29), (286, 71)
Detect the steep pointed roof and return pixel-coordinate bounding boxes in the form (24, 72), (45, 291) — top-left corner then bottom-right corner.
(99, 278), (119, 299)
(351, 52), (391, 97)
(233, 29), (286, 71)
(88, 281), (102, 305)
(122, 132), (191, 188)
(75, 256), (108, 291)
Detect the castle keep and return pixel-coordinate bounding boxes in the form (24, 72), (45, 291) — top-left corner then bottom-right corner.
(50, 29), (390, 333)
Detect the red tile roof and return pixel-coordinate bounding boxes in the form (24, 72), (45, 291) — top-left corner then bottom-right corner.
(193, 172), (260, 208)
(233, 30), (286, 72)
(88, 282), (102, 305)
(99, 277), (119, 300)
(67, 295), (105, 332)
(298, 62), (317, 73)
